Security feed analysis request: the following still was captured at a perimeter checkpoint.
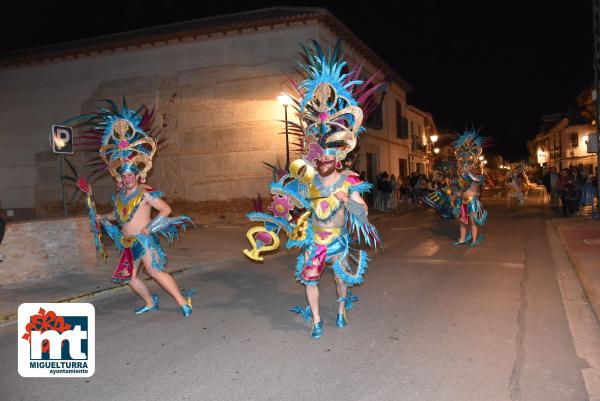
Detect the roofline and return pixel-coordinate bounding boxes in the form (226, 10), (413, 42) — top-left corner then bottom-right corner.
(407, 104), (431, 118)
(0, 7), (323, 65)
(317, 13), (413, 92)
(0, 7), (413, 92)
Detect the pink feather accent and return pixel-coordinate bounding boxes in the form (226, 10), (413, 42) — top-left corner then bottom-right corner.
(346, 175), (362, 185)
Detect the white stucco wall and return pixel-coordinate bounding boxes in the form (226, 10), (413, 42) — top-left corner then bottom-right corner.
(356, 84), (409, 178)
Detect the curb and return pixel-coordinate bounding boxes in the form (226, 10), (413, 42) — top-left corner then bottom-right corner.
(0, 259), (237, 328)
(551, 218), (600, 322)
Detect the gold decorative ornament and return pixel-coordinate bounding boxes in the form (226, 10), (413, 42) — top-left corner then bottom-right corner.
(289, 159), (316, 184)
(243, 226), (281, 262)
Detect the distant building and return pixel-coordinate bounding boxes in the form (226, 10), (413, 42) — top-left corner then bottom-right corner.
(0, 7), (436, 218)
(406, 105), (439, 176)
(529, 113), (597, 171)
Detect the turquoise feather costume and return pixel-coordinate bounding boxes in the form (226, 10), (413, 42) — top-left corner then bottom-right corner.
(243, 41), (383, 311)
(453, 130), (488, 227)
(62, 99), (193, 284)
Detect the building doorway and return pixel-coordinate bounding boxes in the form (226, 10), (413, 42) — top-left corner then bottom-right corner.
(399, 158), (408, 179)
(366, 153), (378, 184)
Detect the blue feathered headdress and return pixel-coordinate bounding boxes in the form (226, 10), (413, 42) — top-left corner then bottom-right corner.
(282, 40), (384, 165)
(62, 97), (161, 183)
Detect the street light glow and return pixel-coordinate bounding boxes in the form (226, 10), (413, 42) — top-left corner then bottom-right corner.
(478, 155), (484, 161)
(434, 147), (440, 154)
(430, 134), (438, 143)
(277, 94), (293, 106)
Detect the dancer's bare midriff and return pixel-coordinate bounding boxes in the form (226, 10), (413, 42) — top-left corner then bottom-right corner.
(121, 198), (152, 236)
(462, 181), (480, 200)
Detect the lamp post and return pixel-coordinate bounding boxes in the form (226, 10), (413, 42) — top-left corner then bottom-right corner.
(428, 134), (438, 175)
(277, 94), (293, 170)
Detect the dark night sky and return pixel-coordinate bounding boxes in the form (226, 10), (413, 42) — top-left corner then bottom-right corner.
(1, 1), (593, 160)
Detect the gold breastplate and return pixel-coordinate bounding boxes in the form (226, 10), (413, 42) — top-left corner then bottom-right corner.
(308, 180), (351, 221)
(115, 188), (145, 223)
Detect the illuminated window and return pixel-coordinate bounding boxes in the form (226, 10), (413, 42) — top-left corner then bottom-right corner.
(570, 134), (578, 148)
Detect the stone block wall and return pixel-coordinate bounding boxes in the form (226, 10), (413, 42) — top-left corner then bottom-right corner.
(0, 21), (401, 212)
(0, 217), (96, 285)
(0, 25), (321, 212)
(80, 62), (296, 206)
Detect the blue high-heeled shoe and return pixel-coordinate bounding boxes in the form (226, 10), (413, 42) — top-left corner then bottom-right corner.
(311, 319), (323, 339)
(336, 311), (347, 328)
(470, 235), (485, 247)
(180, 288), (197, 317)
(452, 232), (472, 245)
(181, 304), (192, 317)
(133, 294), (159, 315)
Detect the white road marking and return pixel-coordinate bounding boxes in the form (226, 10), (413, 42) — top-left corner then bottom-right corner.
(382, 256), (524, 270)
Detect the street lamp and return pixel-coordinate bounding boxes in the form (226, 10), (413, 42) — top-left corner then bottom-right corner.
(426, 135), (439, 175)
(277, 94), (293, 170)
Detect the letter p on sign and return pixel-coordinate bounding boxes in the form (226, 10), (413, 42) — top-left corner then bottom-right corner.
(51, 125), (74, 154)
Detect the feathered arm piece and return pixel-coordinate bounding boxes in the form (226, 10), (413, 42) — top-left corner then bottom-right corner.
(345, 198), (382, 249)
(347, 213), (382, 249)
(101, 220), (123, 252)
(150, 215), (194, 246)
(343, 177), (382, 248)
(77, 177), (107, 260)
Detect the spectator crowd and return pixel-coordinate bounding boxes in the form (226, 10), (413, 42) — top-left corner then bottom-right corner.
(542, 163), (597, 217)
(363, 171), (446, 212)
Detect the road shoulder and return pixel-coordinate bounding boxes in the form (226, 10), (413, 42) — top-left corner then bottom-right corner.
(547, 219), (600, 401)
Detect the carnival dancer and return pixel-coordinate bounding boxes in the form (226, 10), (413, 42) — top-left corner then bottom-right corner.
(452, 131), (488, 247)
(243, 40), (382, 339)
(521, 166), (532, 199)
(506, 164), (528, 207)
(423, 157), (459, 219)
(64, 99), (196, 317)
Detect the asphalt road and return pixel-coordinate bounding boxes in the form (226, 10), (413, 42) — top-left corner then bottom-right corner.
(0, 189), (594, 401)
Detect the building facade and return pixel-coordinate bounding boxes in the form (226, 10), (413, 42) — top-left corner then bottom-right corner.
(405, 105), (439, 176)
(529, 116), (597, 171)
(0, 7), (424, 218)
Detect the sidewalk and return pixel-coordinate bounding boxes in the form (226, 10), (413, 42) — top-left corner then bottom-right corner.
(552, 216), (600, 320)
(0, 219), (254, 325)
